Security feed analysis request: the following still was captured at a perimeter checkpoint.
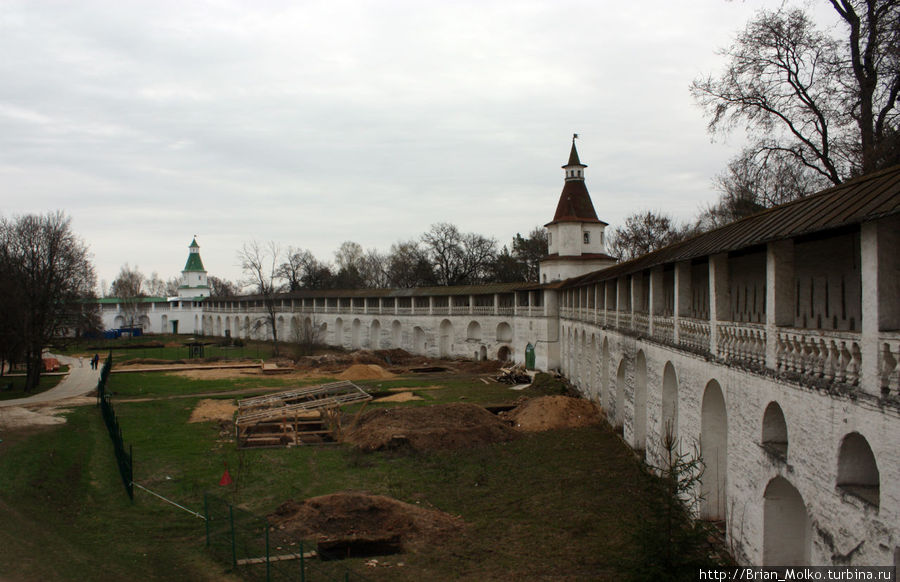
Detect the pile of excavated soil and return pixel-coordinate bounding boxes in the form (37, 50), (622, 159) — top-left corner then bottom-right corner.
(344, 403), (517, 452)
(188, 399), (237, 423)
(269, 492), (463, 551)
(504, 395), (604, 432)
(337, 364), (395, 381)
(373, 391), (422, 403)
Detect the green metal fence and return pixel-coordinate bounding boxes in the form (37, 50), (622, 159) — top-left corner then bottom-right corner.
(204, 493), (371, 582)
(96, 353), (134, 500)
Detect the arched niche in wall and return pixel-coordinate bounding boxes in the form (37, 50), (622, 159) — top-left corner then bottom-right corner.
(836, 431), (880, 507)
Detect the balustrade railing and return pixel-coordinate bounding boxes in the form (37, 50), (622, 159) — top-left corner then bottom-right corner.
(618, 311), (632, 330)
(560, 307), (574, 319)
(652, 315), (675, 344)
(879, 332), (900, 395)
(451, 306), (470, 315)
(497, 307), (514, 316)
(678, 317), (710, 353)
(775, 328), (861, 386)
(473, 306), (494, 315)
(633, 312), (649, 335)
(716, 323), (766, 367)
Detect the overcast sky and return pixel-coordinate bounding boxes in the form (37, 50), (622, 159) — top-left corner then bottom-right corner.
(0, 0), (841, 291)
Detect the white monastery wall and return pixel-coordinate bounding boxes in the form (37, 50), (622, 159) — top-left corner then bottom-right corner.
(558, 319), (899, 567)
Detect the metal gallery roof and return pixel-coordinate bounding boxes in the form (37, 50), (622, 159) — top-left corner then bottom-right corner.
(561, 163), (900, 288)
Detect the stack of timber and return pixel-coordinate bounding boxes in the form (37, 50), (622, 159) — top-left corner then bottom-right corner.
(495, 365), (532, 385)
(236, 381), (372, 449)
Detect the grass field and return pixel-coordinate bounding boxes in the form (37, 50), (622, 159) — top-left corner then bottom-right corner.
(0, 366), (68, 401)
(0, 361), (718, 581)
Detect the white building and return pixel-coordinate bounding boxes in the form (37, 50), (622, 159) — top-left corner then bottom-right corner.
(104, 142), (900, 568)
(98, 239), (207, 335)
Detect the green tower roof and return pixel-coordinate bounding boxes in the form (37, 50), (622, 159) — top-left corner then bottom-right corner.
(183, 238), (206, 272)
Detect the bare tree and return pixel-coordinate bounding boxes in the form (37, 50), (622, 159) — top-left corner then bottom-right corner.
(608, 211), (687, 262)
(238, 241), (283, 355)
(422, 223), (498, 286)
(692, 1), (900, 188)
(109, 263), (147, 330)
(208, 275), (239, 297)
(387, 240), (435, 287)
(0, 212), (95, 391)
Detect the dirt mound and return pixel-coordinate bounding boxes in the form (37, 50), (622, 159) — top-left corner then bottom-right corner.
(188, 399), (237, 423)
(344, 403), (517, 452)
(373, 391), (422, 403)
(337, 364), (395, 381)
(269, 492), (463, 551)
(505, 395), (604, 432)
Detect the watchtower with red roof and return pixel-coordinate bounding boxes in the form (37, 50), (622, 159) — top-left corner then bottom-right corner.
(539, 136), (616, 283)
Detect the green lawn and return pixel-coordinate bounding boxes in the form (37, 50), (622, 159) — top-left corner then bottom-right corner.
(0, 367), (69, 401)
(0, 367), (722, 581)
(56, 334), (276, 363)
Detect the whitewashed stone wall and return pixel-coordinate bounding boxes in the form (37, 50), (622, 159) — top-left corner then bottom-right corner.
(558, 319), (899, 567)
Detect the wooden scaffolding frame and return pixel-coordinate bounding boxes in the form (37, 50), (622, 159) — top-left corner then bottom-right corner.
(235, 381), (372, 448)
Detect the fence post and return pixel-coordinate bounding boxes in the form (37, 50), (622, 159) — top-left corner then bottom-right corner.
(128, 445), (134, 502)
(265, 523), (271, 582)
(204, 494), (210, 547)
(299, 541), (305, 582)
(229, 504), (237, 568)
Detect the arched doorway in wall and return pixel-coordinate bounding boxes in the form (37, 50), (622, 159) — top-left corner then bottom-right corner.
(633, 350), (648, 451)
(661, 362), (678, 442)
(439, 319), (453, 358)
(700, 379), (728, 521)
(351, 319), (361, 349)
(291, 316), (300, 342)
(413, 326), (426, 354)
(480, 345), (488, 361)
(216, 316), (222, 336)
(497, 345), (511, 362)
(496, 322), (512, 342)
(114, 315), (126, 329)
(243, 316), (250, 339)
(277, 316), (285, 341)
(763, 477), (810, 566)
(589, 335), (597, 401)
(369, 320), (381, 349)
(319, 322), (327, 345)
(334, 318), (344, 347)
(391, 320), (402, 348)
(615, 358), (626, 429)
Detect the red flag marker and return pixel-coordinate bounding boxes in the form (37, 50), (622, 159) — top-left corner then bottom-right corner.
(219, 461), (233, 486)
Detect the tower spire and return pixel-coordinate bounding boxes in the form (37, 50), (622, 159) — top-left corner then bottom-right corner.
(563, 134), (587, 181)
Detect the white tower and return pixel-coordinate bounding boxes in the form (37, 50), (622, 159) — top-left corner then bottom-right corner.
(539, 137), (616, 283)
(177, 237), (210, 299)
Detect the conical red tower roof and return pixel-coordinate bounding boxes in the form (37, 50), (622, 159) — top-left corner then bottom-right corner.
(546, 140), (606, 226)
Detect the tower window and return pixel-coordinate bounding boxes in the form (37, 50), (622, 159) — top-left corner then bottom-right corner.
(583, 232), (590, 244)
